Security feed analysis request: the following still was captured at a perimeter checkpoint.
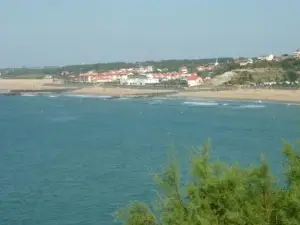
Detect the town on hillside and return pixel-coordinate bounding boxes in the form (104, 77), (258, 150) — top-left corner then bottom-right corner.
(1, 49), (300, 88)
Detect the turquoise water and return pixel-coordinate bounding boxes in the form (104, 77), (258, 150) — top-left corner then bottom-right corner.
(0, 95), (299, 225)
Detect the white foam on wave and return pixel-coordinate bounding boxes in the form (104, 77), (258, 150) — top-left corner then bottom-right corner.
(234, 104), (266, 109)
(182, 101), (219, 106)
(63, 94), (112, 99)
(48, 95), (58, 98)
(148, 100), (163, 105)
(115, 97), (132, 100)
(50, 115), (79, 122)
(21, 93), (37, 97)
(287, 103), (300, 106)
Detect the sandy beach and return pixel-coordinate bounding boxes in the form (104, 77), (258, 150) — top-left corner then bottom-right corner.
(0, 79), (68, 91)
(72, 86), (300, 103)
(170, 88), (300, 103)
(1, 79), (300, 103)
(71, 86), (177, 96)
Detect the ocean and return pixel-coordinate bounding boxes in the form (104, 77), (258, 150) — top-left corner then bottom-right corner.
(0, 95), (299, 225)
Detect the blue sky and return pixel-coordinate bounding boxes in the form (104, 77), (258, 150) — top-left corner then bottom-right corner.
(0, 0), (299, 68)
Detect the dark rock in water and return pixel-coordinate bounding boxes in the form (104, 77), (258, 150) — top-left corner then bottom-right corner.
(2, 92), (21, 96)
(107, 96), (121, 100)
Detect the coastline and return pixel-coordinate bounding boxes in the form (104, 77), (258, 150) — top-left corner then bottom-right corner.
(167, 88), (300, 104)
(68, 86), (300, 104)
(1, 79), (300, 104)
(69, 86), (177, 97)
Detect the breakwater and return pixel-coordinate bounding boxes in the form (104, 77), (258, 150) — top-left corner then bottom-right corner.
(0, 88), (77, 96)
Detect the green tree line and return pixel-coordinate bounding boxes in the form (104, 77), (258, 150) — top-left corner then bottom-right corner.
(115, 140), (300, 225)
(1, 58), (233, 77)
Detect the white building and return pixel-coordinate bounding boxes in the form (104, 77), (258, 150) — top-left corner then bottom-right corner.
(258, 54), (274, 61)
(295, 49), (300, 58)
(265, 54), (274, 61)
(120, 77), (159, 86)
(179, 66), (188, 74)
(144, 77), (159, 84)
(137, 65), (154, 73)
(187, 74), (203, 87)
(239, 58), (253, 66)
(44, 75), (53, 79)
(214, 58), (219, 66)
(145, 65), (153, 73)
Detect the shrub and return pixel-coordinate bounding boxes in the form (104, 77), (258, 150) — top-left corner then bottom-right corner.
(115, 141), (300, 225)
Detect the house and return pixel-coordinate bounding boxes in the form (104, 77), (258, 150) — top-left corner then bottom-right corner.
(93, 75), (114, 83)
(265, 54), (274, 61)
(144, 77), (159, 85)
(187, 74), (203, 87)
(179, 65), (188, 74)
(120, 75), (159, 86)
(137, 65), (154, 74)
(61, 71), (71, 76)
(44, 75), (53, 79)
(258, 54), (274, 61)
(196, 64), (216, 71)
(203, 76), (211, 83)
(295, 49), (300, 58)
(145, 65), (154, 73)
(238, 58), (253, 66)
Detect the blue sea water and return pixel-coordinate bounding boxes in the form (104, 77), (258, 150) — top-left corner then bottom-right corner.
(0, 95), (299, 225)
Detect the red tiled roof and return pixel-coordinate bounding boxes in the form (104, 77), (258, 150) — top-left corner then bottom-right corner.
(187, 74), (200, 81)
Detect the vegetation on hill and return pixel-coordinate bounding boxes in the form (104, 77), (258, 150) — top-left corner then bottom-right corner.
(0, 58), (233, 77)
(114, 141), (300, 225)
(1, 58), (299, 86)
(147, 58), (232, 73)
(221, 58), (300, 85)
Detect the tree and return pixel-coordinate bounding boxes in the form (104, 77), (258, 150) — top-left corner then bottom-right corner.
(286, 70), (299, 82)
(115, 141), (300, 225)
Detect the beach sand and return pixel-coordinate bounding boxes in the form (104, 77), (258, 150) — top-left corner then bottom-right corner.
(0, 79), (66, 91)
(73, 86), (300, 103)
(72, 86), (176, 96)
(1, 79), (300, 103)
(169, 88), (300, 103)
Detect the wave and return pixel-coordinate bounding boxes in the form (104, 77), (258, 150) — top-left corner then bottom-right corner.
(62, 94), (112, 99)
(234, 104), (266, 109)
(182, 101), (219, 106)
(287, 103), (300, 106)
(21, 93), (37, 97)
(50, 115), (79, 122)
(48, 95), (58, 98)
(114, 97), (132, 100)
(148, 100), (164, 105)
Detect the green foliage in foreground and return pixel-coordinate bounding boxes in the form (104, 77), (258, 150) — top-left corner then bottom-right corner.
(115, 141), (300, 225)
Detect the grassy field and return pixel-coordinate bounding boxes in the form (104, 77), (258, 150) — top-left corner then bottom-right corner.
(1, 74), (46, 79)
(231, 68), (285, 84)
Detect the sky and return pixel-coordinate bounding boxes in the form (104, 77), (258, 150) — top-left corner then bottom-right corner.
(0, 0), (300, 68)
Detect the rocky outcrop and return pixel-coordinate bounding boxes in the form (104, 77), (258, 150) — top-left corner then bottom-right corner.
(211, 71), (237, 86)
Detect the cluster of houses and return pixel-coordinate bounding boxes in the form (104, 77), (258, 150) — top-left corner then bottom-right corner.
(74, 65), (211, 87)
(234, 49), (300, 67)
(68, 48), (300, 87)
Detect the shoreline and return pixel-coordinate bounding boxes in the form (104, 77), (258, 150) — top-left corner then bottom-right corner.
(2, 89), (299, 105)
(166, 88), (300, 104)
(1, 79), (300, 104)
(69, 87), (300, 104)
(166, 95), (300, 105)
